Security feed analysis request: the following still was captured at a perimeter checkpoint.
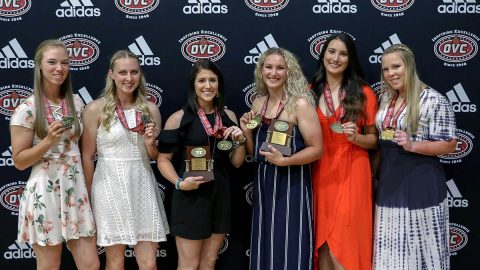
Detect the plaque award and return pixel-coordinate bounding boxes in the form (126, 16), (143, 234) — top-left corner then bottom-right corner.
(260, 119), (293, 156)
(183, 146), (214, 181)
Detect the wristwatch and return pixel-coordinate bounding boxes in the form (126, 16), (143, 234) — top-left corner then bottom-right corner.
(232, 136), (247, 149)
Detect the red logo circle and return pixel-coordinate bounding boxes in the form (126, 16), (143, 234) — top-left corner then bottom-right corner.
(0, 0), (31, 17)
(245, 0), (289, 13)
(181, 35), (226, 62)
(371, 0), (415, 13)
(115, 0), (159, 15)
(434, 34), (478, 63)
(62, 37), (100, 67)
(0, 87), (32, 117)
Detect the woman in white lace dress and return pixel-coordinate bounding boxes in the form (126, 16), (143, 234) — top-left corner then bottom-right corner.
(81, 50), (169, 269)
(10, 39), (99, 270)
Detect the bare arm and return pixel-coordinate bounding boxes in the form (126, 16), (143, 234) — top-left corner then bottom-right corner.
(239, 96), (265, 157)
(144, 102), (161, 160)
(224, 109), (246, 168)
(394, 129), (457, 156)
(80, 99), (102, 195)
(11, 121), (67, 171)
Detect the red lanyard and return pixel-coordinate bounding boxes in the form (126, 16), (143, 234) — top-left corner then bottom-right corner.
(260, 93), (286, 125)
(115, 100), (146, 135)
(197, 106), (225, 139)
(323, 83), (346, 122)
(381, 92), (406, 131)
(43, 96), (69, 125)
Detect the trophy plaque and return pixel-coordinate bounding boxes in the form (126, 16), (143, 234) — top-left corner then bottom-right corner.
(183, 146), (214, 181)
(260, 119), (293, 156)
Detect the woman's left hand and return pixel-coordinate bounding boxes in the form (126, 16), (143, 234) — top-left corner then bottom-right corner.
(143, 123), (158, 146)
(342, 121), (358, 143)
(223, 125), (245, 141)
(394, 129), (413, 151)
(260, 145), (286, 166)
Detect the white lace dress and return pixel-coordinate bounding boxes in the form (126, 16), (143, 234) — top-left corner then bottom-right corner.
(92, 109), (169, 246)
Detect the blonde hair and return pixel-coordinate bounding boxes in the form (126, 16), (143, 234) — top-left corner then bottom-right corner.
(254, 48), (315, 112)
(33, 39), (81, 139)
(101, 50), (151, 130)
(380, 44), (426, 133)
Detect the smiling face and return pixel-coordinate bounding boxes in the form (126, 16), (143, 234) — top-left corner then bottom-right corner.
(194, 68), (219, 106)
(40, 46), (70, 89)
(381, 52), (406, 92)
(109, 57), (141, 97)
(261, 53), (288, 92)
(323, 38), (349, 77)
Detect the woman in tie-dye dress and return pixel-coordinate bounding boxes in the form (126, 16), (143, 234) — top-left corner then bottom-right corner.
(374, 44), (457, 270)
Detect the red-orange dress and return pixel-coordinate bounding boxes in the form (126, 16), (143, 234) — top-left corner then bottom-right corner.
(312, 86), (377, 270)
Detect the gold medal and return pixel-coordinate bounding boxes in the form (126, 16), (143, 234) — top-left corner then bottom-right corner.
(330, 122), (343, 133)
(247, 114), (262, 129)
(380, 129), (395, 141)
(61, 116), (74, 129)
(217, 140), (233, 151)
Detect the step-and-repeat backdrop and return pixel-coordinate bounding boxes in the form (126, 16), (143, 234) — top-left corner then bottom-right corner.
(0, 1), (478, 269)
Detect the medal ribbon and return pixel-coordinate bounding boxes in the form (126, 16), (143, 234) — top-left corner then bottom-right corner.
(43, 96), (70, 125)
(323, 83), (346, 122)
(260, 93), (286, 125)
(115, 100), (146, 135)
(197, 106), (225, 139)
(381, 91), (406, 131)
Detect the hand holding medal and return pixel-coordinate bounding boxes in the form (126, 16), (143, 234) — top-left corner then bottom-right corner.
(380, 91), (406, 141)
(323, 83), (346, 134)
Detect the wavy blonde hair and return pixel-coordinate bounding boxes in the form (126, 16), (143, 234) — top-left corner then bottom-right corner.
(254, 47), (315, 112)
(380, 44), (426, 133)
(33, 39), (81, 139)
(101, 50), (151, 130)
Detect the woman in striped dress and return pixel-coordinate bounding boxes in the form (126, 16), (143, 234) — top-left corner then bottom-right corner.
(240, 48), (323, 270)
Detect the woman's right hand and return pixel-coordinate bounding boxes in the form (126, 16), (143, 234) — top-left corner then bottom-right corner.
(239, 110), (256, 133)
(179, 176), (209, 191)
(45, 121), (67, 145)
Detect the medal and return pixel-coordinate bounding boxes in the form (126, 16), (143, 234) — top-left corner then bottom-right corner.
(61, 116), (74, 129)
(380, 129), (395, 141)
(247, 114), (262, 129)
(217, 140), (233, 151)
(323, 83), (346, 133)
(141, 113), (152, 124)
(330, 122), (343, 133)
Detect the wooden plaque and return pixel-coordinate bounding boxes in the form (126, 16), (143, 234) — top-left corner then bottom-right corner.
(260, 119), (293, 157)
(183, 145), (214, 181)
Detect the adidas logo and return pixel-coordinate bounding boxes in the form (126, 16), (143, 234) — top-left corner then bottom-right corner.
(438, 0), (480, 13)
(447, 179), (469, 207)
(244, 34), (279, 64)
(0, 146), (14, 167)
(0, 38), (34, 69)
(56, 0), (101, 17)
(77, 87), (94, 105)
(313, 0), (357, 14)
(183, 0), (228, 14)
(446, 83), (476, 112)
(368, 33), (402, 64)
(128, 36), (161, 66)
(3, 241), (35, 259)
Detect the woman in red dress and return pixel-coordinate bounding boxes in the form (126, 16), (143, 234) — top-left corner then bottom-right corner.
(311, 33), (378, 270)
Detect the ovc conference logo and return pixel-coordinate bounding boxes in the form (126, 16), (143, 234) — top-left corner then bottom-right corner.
(115, 0), (159, 19)
(244, 34), (278, 64)
(308, 30), (355, 60)
(438, 0), (480, 14)
(439, 129), (474, 164)
(313, 0), (357, 14)
(371, 0), (415, 17)
(245, 0), (289, 17)
(183, 0), (228, 14)
(0, 84), (32, 119)
(179, 30), (227, 62)
(60, 33), (101, 71)
(0, 38), (34, 69)
(449, 223), (469, 255)
(128, 35), (161, 66)
(0, 0), (31, 21)
(56, 0), (101, 18)
(369, 33), (402, 64)
(146, 83), (163, 107)
(243, 181), (254, 205)
(432, 30), (479, 67)
(0, 181), (26, 215)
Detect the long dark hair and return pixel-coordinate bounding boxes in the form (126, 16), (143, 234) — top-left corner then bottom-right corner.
(187, 59), (225, 116)
(311, 33), (367, 123)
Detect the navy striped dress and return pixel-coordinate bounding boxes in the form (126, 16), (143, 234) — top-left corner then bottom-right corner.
(250, 124), (313, 270)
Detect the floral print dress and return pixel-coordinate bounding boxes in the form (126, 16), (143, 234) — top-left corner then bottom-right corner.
(10, 95), (96, 246)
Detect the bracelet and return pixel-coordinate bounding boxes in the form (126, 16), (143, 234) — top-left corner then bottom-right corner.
(175, 177), (184, 190)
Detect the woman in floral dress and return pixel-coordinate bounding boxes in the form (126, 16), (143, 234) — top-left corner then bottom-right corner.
(10, 39), (99, 270)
